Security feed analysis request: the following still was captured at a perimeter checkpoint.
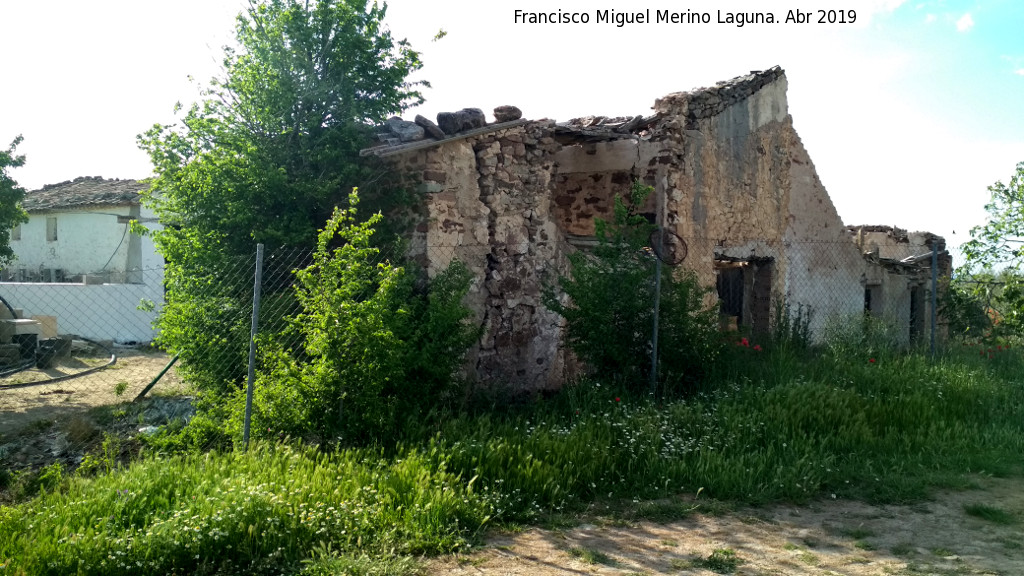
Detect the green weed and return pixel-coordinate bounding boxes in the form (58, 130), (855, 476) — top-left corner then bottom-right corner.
(963, 503), (1017, 524)
(567, 546), (614, 565)
(693, 548), (743, 573)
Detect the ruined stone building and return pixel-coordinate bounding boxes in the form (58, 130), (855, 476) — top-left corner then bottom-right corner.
(363, 66), (951, 391)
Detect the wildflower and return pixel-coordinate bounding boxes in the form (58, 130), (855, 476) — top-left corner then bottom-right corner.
(753, 344), (762, 352)
(737, 337), (750, 347)
(615, 397), (621, 402)
(868, 358), (876, 363)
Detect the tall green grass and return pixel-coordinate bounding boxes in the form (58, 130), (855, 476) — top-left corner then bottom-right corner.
(2, 346), (1023, 574)
(0, 444), (494, 575)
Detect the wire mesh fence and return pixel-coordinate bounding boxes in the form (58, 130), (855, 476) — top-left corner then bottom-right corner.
(0, 232), (950, 451)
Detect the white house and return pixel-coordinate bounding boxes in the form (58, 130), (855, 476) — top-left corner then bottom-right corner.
(1, 177), (164, 343)
(7, 176), (163, 283)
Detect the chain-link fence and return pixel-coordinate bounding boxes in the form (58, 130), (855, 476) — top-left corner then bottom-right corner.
(0, 233), (950, 451)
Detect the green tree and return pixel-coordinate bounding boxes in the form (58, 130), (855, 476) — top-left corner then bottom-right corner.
(137, 0), (426, 390)
(961, 161), (1024, 336)
(140, 0), (424, 251)
(0, 136), (29, 267)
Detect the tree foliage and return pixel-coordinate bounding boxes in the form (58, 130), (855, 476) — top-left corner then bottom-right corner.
(139, 0), (425, 253)
(0, 136), (29, 267)
(544, 181), (720, 395)
(960, 161), (1024, 337)
(137, 0), (427, 389)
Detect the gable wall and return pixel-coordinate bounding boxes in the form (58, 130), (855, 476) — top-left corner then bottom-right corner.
(385, 70), (944, 390)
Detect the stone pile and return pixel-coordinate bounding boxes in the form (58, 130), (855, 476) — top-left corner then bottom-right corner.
(374, 106), (527, 146)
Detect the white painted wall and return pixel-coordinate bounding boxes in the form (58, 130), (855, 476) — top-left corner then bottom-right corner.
(9, 204), (163, 284)
(0, 280), (161, 343)
(5, 203), (166, 343)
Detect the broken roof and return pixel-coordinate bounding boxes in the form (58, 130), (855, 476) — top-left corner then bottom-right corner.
(22, 177), (147, 212)
(653, 66), (785, 119)
(360, 65), (790, 157)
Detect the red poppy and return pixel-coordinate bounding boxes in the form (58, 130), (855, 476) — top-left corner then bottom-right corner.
(753, 344), (762, 352)
(615, 397), (621, 402)
(868, 358), (876, 363)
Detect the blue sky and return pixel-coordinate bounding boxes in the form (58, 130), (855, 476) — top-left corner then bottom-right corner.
(1, 0), (1021, 260)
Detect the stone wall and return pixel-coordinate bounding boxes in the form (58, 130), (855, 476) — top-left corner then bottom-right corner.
(368, 66), (949, 390)
(393, 122), (573, 390)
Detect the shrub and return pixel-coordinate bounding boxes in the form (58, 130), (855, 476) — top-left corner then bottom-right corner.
(544, 181), (720, 395)
(233, 189), (479, 443)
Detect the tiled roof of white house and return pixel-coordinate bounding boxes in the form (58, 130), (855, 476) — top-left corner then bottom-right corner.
(22, 176), (147, 212)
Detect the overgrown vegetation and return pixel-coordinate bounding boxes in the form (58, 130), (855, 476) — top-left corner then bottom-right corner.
(138, 0), (425, 399)
(4, 339), (1024, 574)
(544, 181), (721, 395)
(234, 190), (478, 444)
(959, 161), (1024, 340)
(0, 135), (29, 267)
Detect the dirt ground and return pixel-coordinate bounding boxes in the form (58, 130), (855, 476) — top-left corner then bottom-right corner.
(428, 476), (1024, 575)
(0, 349), (185, 435)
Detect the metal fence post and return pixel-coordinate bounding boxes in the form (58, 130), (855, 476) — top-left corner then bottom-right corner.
(930, 240), (938, 359)
(243, 243), (265, 449)
(650, 236), (662, 394)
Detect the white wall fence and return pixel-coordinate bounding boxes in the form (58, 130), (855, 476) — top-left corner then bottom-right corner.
(0, 281), (162, 344)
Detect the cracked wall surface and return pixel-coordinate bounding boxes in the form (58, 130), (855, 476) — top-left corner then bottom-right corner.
(371, 66), (947, 390)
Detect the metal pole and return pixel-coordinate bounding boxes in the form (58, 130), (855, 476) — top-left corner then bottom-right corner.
(650, 236), (662, 394)
(930, 240), (938, 359)
(243, 243), (265, 449)
(650, 170), (667, 395)
(134, 354), (179, 402)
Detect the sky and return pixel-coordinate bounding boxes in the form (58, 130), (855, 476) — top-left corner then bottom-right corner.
(1, 0), (1022, 260)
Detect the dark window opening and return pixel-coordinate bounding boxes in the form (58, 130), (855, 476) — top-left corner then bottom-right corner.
(716, 266), (745, 329)
(864, 285), (882, 316)
(715, 259), (774, 334)
(909, 286), (924, 342)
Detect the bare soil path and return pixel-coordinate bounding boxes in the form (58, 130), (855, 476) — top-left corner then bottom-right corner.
(428, 476), (1024, 575)
(0, 349), (184, 435)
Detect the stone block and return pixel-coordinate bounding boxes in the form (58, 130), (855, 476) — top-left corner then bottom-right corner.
(384, 116), (425, 142)
(437, 108), (487, 135)
(493, 105), (523, 122)
(30, 315), (58, 339)
(415, 115), (446, 140)
(0, 319), (42, 342)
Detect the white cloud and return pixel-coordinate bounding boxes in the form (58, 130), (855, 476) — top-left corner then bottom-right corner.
(925, 13), (937, 23)
(956, 13), (974, 32)
(1016, 69), (1024, 76)
(873, 0), (908, 11)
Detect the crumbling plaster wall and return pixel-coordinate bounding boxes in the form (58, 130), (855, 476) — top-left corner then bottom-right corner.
(397, 123), (573, 390)
(851, 226), (952, 342)
(384, 67), (945, 390)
